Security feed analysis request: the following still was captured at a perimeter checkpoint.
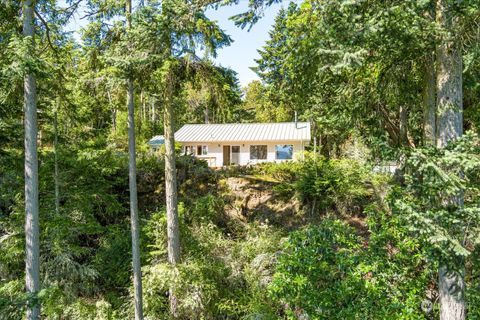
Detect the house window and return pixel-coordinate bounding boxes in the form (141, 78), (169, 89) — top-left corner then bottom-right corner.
(185, 146), (195, 155)
(197, 145), (208, 155)
(275, 145), (293, 160)
(250, 145), (267, 160)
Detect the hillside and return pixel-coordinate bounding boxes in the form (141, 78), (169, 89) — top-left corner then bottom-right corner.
(2, 146), (480, 319)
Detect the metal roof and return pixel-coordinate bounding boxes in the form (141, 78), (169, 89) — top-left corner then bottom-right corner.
(173, 122), (311, 143)
(148, 135), (165, 146)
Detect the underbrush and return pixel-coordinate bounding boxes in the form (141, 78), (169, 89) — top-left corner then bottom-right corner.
(251, 157), (374, 216)
(2, 147), (479, 319)
(0, 149), (217, 319)
(269, 213), (434, 319)
(142, 197), (284, 319)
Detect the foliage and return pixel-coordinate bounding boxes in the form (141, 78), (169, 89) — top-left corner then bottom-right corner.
(0, 145), (217, 319)
(252, 0), (480, 156)
(294, 157), (370, 213)
(1, 0), (480, 318)
(2, 144), (480, 319)
(269, 214), (434, 319)
(394, 132), (480, 265)
(253, 157), (370, 214)
(142, 195), (284, 319)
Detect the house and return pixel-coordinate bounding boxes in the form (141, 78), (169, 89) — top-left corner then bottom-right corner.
(147, 135), (164, 151)
(149, 122), (311, 167)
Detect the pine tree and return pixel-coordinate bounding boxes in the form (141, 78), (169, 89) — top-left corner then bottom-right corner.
(163, 60), (181, 317)
(125, 0), (144, 318)
(22, 0), (40, 318)
(436, 0), (465, 318)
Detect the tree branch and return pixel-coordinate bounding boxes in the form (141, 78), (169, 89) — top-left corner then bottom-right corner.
(34, 9), (57, 56)
(62, 0), (83, 22)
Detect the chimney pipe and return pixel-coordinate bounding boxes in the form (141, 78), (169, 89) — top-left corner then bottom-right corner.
(294, 111), (298, 129)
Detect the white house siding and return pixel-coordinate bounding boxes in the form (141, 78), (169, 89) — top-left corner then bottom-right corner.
(182, 141), (305, 167)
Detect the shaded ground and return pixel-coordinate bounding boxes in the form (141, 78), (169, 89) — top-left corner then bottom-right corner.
(219, 173), (389, 238)
(222, 175), (303, 230)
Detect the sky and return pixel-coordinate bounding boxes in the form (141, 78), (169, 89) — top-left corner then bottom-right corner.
(61, 1), (285, 87)
(205, 3), (283, 86)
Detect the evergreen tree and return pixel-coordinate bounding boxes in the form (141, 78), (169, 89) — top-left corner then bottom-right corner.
(125, 0), (144, 318)
(22, 0), (40, 318)
(436, 0), (465, 317)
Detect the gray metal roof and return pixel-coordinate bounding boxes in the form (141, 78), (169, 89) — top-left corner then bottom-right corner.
(148, 135), (165, 146)
(173, 122), (311, 143)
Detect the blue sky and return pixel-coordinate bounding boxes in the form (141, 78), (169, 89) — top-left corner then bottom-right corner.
(205, 3), (283, 86)
(61, 1), (286, 87)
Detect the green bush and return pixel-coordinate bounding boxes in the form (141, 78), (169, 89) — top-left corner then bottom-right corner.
(295, 158), (370, 213)
(251, 161), (300, 182)
(269, 216), (434, 319)
(251, 158), (370, 214)
(142, 194), (284, 319)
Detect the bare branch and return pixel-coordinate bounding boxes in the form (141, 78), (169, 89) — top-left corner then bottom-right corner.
(61, 0), (83, 22)
(34, 9), (57, 56)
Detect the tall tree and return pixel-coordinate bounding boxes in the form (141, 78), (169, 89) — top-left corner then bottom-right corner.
(125, 0), (144, 319)
(54, 97), (60, 215)
(423, 54), (437, 145)
(163, 60), (181, 317)
(138, 1), (231, 315)
(23, 0), (40, 319)
(436, 0), (465, 318)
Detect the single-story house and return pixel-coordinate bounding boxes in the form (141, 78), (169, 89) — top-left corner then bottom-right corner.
(149, 122), (311, 167)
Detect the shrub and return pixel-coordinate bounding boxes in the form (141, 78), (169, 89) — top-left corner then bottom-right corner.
(269, 216), (434, 319)
(251, 162), (300, 182)
(295, 158), (370, 213)
(251, 158), (371, 214)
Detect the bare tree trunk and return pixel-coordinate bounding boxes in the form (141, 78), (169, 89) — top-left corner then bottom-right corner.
(436, 6), (463, 147)
(23, 1), (40, 319)
(138, 91), (143, 133)
(439, 266), (465, 320)
(142, 92), (146, 130)
(126, 1), (144, 319)
(204, 105), (209, 124)
(436, 0), (465, 318)
(399, 105), (408, 146)
(54, 99), (60, 215)
(164, 69), (181, 317)
(151, 98), (156, 124)
(423, 54), (437, 146)
(107, 91), (116, 134)
(142, 95), (147, 123)
(127, 79), (144, 320)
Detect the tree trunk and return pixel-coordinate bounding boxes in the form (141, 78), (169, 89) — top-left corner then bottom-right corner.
(54, 99), (60, 215)
(126, 1), (144, 319)
(142, 93), (146, 130)
(436, 4), (463, 148)
(439, 266), (465, 320)
(23, 1), (40, 319)
(423, 54), (436, 146)
(399, 105), (408, 146)
(436, 0), (465, 318)
(204, 105), (209, 124)
(107, 91), (116, 134)
(139, 91), (143, 133)
(143, 95), (147, 123)
(164, 69), (181, 317)
(151, 98), (156, 124)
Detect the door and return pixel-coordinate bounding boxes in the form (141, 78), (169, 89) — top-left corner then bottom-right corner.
(231, 146), (240, 165)
(223, 145), (230, 166)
